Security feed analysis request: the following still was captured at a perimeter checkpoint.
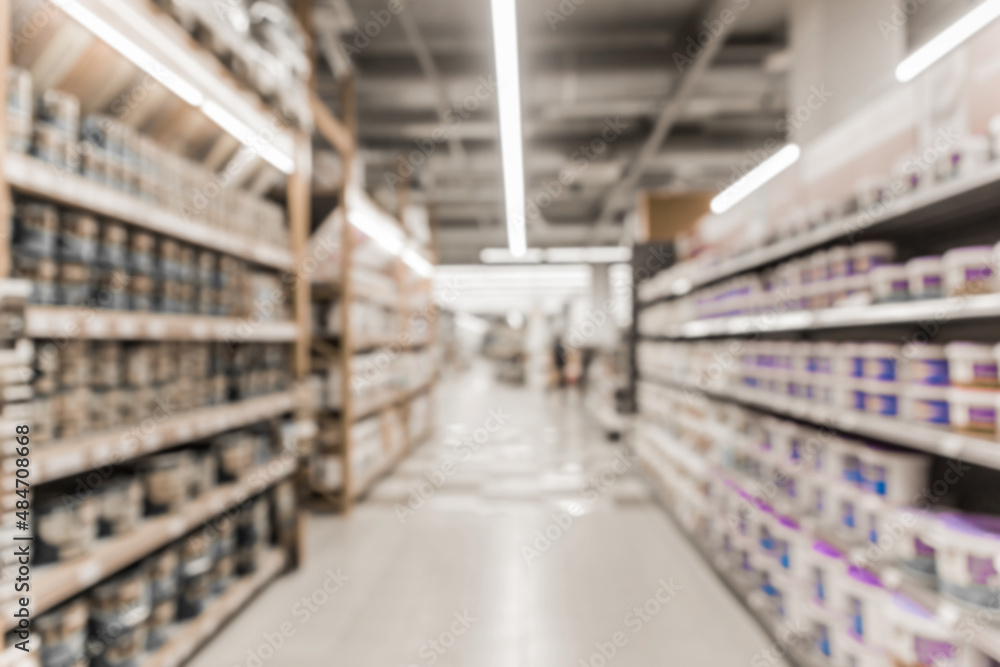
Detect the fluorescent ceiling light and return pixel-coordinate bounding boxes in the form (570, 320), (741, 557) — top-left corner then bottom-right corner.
(59, 1), (297, 175)
(455, 312), (490, 334)
(203, 102), (294, 174)
(60, 1), (204, 106)
(489, 0), (527, 258)
(547, 247), (632, 264)
(710, 144), (801, 215)
(402, 248), (435, 277)
(896, 0), (1000, 82)
(344, 190), (435, 276)
(480, 248), (544, 264)
(479, 246), (631, 264)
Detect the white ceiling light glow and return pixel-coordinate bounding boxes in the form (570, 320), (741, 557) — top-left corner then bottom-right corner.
(59, 1), (205, 107)
(345, 187), (434, 277)
(489, 0), (528, 258)
(710, 144), (801, 215)
(59, 0), (295, 175)
(896, 0), (1000, 83)
(479, 246), (632, 264)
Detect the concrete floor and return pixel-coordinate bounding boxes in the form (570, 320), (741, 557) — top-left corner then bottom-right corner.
(189, 363), (787, 667)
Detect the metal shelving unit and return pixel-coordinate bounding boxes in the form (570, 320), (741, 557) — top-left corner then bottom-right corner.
(640, 159), (1000, 305)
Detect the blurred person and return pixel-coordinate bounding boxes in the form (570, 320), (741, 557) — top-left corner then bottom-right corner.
(552, 336), (567, 389)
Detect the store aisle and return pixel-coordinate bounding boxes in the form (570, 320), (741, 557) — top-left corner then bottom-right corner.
(189, 362), (787, 667)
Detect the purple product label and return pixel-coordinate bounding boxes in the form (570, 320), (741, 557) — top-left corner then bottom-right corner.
(969, 407), (997, 426)
(915, 359), (949, 386)
(915, 538), (936, 557)
(924, 275), (943, 289)
(914, 637), (957, 665)
(891, 279), (909, 292)
(974, 363), (999, 381)
(969, 555), (999, 586)
(917, 399), (950, 424)
(852, 358), (865, 378)
(966, 266), (994, 282)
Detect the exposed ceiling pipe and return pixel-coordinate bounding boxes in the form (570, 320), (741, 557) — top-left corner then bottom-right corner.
(592, 0), (742, 234)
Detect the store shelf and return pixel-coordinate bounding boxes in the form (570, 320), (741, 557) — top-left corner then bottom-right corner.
(0, 458), (295, 631)
(62, 0), (298, 155)
(652, 293), (1000, 339)
(640, 468), (824, 667)
(24, 306), (300, 341)
(6, 153), (294, 271)
(641, 375), (1000, 471)
(7, 391), (296, 485)
(641, 159), (1000, 305)
(352, 380), (435, 422)
(145, 548), (287, 667)
(350, 446), (407, 501)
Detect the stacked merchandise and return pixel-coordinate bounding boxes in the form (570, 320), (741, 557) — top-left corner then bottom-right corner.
(149, 0), (311, 126)
(6, 70), (289, 249)
(407, 393), (433, 445)
(13, 491), (281, 667)
(17, 341), (292, 450)
(639, 239), (1000, 333)
(638, 338), (1000, 434)
(641, 117), (1000, 300)
(316, 299), (398, 345)
(636, 381), (1000, 666)
(2, 421), (296, 665)
(0, 282), (33, 637)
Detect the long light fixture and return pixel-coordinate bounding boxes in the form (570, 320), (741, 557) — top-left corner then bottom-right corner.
(710, 144), (801, 215)
(479, 246), (632, 264)
(60, 1), (295, 174)
(547, 246), (632, 264)
(489, 0), (527, 258)
(60, 1), (204, 106)
(346, 187), (434, 277)
(202, 102), (295, 174)
(896, 0), (1000, 82)
(479, 247), (545, 264)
